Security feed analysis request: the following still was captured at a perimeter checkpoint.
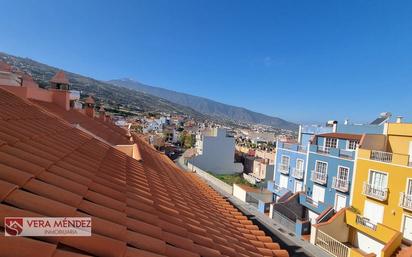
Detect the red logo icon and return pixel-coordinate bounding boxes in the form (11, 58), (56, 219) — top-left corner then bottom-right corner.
(5, 218), (23, 236)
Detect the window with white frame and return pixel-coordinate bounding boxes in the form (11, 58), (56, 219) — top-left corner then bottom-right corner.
(296, 159), (304, 171)
(369, 170), (388, 189)
(281, 155), (290, 167)
(348, 140), (358, 150)
(315, 161), (327, 175)
(325, 138), (337, 148)
(337, 166), (349, 181)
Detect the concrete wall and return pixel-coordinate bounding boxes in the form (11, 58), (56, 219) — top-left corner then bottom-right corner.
(361, 134), (387, 151)
(233, 184), (247, 202)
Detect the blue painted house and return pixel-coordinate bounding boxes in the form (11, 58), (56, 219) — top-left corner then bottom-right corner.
(268, 124), (333, 201)
(303, 132), (361, 221)
(268, 117), (386, 238)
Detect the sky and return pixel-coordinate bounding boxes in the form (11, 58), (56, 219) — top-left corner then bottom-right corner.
(1, 0), (411, 123)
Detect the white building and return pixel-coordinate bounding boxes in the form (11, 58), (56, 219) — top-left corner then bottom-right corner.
(189, 128), (243, 174)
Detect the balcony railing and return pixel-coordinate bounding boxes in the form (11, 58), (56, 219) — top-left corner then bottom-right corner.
(370, 150), (393, 163)
(291, 168), (304, 179)
(362, 182), (388, 201)
(279, 164), (290, 174)
(311, 170), (327, 184)
(399, 192), (412, 211)
(355, 215), (377, 231)
(315, 230), (349, 257)
(297, 145), (307, 152)
(282, 143), (295, 150)
(332, 177), (349, 192)
(317, 146), (330, 154)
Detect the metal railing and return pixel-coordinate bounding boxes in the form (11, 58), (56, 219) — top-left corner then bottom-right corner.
(399, 192), (412, 211)
(279, 164), (290, 174)
(291, 168), (304, 179)
(317, 146), (330, 154)
(362, 182), (388, 201)
(315, 230), (349, 257)
(355, 215), (377, 230)
(370, 150), (393, 163)
(311, 170), (327, 184)
(332, 177), (349, 192)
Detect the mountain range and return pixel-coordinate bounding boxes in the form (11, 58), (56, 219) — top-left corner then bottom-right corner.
(110, 78), (297, 130)
(0, 51), (297, 130)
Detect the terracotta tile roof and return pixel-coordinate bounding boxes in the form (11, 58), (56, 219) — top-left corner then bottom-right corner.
(31, 100), (132, 145)
(317, 132), (362, 141)
(50, 71), (69, 85)
(0, 88), (289, 257)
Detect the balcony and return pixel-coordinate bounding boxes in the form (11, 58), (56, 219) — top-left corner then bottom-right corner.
(267, 181), (288, 196)
(370, 150), (393, 163)
(279, 142), (307, 153)
(279, 164), (290, 174)
(358, 148), (411, 167)
(310, 145), (355, 159)
(311, 170), (327, 184)
(399, 192), (412, 211)
(316, 145), (330, 154)
(355, 215), (377, 231)
(332, 177), (349, 192)
(362, 182), (388, 201)
(291, 168), (304, 179)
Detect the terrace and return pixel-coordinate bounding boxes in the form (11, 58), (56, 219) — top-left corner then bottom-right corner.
(312, 209), (402, 257)
(310, 145), (355, 159)
(358, 148), (411, 167)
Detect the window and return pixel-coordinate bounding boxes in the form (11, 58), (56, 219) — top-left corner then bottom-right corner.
(281, 155), (290, 167)
(316, 161), (327, 175)
(348, 140), (358, 150)
(325, 138), (337, 148)
(407, 179), (412, 195)
(296, 159), (304, 171)
(338, 167), (350, 181)
(369, 170), (388, 189)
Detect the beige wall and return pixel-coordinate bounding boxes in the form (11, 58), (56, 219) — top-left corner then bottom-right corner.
(361, 134), (387, 151)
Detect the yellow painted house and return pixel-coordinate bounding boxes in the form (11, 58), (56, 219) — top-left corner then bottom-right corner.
(310, 122), (412, 257)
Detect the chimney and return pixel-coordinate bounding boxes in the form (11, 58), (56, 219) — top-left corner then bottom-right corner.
(396, 116), (403, 123)
(99, 105), (106, 121)
(84, 96), (95, 118)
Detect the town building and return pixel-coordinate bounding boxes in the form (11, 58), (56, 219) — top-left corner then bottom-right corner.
(311, 121), (412, 257)
(189, 127), (243, 174)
